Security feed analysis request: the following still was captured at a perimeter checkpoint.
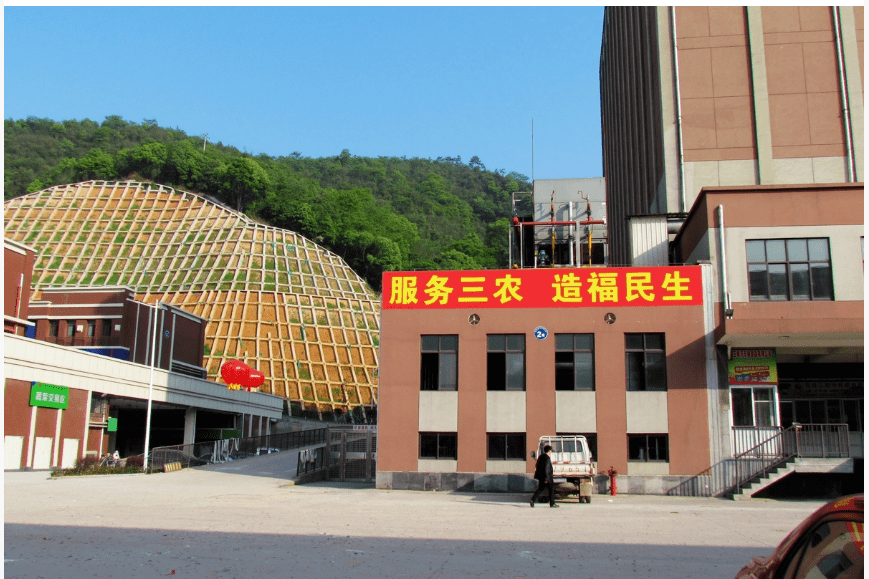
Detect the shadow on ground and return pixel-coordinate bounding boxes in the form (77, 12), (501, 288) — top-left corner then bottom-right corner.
(5, 523), (760, 579)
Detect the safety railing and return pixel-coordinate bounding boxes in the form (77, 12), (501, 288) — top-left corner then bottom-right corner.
(731, 423), (850, 497)
(144, 428), (328, 470)
(668, 424), (850, 498)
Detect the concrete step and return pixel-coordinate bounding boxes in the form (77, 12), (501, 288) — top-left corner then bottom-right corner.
(732, 462), (795, 501)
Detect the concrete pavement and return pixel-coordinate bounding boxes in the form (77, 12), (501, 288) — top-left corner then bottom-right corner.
(4, 468), (826, 578)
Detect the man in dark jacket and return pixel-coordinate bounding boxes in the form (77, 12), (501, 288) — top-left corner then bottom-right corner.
(530, 445), (558, 508)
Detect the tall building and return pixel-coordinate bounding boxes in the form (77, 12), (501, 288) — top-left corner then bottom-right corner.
(601, 7), (863, 465)
(375, 7), (862, 497)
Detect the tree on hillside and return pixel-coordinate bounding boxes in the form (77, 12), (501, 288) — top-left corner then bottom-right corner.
(219, 157), (270, 212)
(5, 114), (533, 288)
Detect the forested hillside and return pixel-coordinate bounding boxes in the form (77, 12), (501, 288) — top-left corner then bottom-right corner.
(5, 115), (531, 289)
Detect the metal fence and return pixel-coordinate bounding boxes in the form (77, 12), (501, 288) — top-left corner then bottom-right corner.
(147, 428), (328, 470)
(327, 429), (377, 482)
(668, 424), (850, 498)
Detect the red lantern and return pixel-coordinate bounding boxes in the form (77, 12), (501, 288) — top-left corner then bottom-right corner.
(221, 360), (248, 388)
(244, 369), (265, 391)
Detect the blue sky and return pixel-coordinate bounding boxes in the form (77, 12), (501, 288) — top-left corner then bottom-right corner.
(4, 6), (605, 180)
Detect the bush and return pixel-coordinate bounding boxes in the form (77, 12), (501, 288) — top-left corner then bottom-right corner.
(51, 454), (145, 477)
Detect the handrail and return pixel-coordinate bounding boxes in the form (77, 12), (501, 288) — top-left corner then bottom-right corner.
(140, 428), (329, 470)
(730, 423), (850, 496)
(667, 424), (851, 498)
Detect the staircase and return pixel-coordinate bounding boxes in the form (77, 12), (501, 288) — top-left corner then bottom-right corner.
(730, 457), (796, 501)
(726, 424), (852, 501)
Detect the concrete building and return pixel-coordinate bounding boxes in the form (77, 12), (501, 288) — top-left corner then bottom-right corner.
(376, 6), (862, 497)
(4, 239), (283, 470)
(376, 265), (722, 494)
(600, 6), (863, 468)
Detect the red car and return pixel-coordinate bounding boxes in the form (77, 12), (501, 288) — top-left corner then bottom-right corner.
(736, 494), (863, 579)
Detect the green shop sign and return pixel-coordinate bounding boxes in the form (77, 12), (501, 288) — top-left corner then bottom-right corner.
(30, 382), (69, 409)
(728, 348), (777, 386)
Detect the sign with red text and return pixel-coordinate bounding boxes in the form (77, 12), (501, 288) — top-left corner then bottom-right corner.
(383, 267), (702, 310)
(729, 349), (778, 386)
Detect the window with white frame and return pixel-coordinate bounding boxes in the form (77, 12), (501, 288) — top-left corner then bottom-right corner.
(731, 387), (777, 427)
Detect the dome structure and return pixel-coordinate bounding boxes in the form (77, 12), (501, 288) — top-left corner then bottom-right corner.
(4, 181), (380, 420)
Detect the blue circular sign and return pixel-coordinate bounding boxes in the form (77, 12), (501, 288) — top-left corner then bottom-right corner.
(533, 326), (548, 340)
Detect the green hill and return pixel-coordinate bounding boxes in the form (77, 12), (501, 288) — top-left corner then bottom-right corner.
(4, 115), (531, 289)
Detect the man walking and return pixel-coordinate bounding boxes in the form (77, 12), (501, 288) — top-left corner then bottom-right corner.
(530, 444), (558, 508)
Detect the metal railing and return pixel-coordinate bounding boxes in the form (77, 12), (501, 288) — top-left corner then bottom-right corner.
(49, 336), (123, 348)
(146, 428), (328, 470)
(732, 423), (850, 497)
(668, 424), (850, 498)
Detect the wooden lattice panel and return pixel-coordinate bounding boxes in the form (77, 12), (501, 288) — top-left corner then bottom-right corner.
(4, 181), (380, 419)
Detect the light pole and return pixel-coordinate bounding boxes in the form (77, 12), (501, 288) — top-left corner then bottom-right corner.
(143, 301), (160, 471)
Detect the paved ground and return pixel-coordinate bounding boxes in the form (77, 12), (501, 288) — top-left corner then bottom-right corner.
(4, 464), (827, 579)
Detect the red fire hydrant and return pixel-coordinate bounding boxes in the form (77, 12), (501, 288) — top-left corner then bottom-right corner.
(607, 466), (618, 496)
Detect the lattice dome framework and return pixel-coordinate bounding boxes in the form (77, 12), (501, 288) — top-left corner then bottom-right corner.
(4, 181), (381, 420)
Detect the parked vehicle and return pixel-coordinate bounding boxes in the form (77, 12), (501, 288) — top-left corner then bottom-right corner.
(735, 494), (863, 579)
(532, 435), (595, 503)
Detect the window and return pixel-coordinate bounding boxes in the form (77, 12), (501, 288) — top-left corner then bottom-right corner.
(555, 334), (595, 391)
(87, 320), (96, 337)
(419, 432), (457, 460)
(625, 333), (666, 391)
(48, 320), (59, 337)
(102, 320), (112, 337)
(731, 387), (777, 427)
(487, 334), (525, 391)
(628, 434), (669, 462)
(65, 321), (76, 337)
(781, 520), (863, 579)
(780, 398), (863, 432)
(420, 335), (458, 391)
(747, 238), (833, 301)
(487, 433), (526, 460)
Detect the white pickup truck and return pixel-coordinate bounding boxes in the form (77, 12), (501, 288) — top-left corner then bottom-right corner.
(533, 435), (596, 503)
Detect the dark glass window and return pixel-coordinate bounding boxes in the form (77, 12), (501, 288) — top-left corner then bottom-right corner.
(731, 387), (776, 427)
(487, 433), (526, 460)
(419, 433), (457, 460)
(746, 238), (833, 301)
(87, 320), (96, 337)
(102, 320), (112, 337)
(487, 334), (525, 391)
(628, 434), (669, 462)
(48, 320), (59, 337)
(555, 334), (595, 391)
(420, 335), (458, 391)
(65, 321), (76, 337)
(625, 333), (667, 391)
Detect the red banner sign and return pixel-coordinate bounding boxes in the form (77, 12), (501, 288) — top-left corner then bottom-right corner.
(383, 267), (702, 310)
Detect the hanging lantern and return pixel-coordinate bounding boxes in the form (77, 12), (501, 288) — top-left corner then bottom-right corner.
(221, 360), (248, 390)
(244, 369), (265, 392)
